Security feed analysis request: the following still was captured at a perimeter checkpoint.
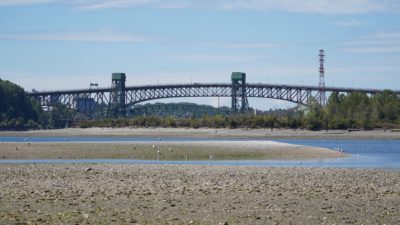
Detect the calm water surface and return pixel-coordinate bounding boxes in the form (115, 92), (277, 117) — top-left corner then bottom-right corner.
(0, 137), (399, 169)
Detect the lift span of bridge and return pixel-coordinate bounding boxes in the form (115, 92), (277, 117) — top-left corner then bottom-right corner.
(28, 73), (400, 118)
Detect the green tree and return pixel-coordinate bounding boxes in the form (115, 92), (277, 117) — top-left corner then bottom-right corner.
(0, 79), (44, 130)
(371, 90), (400, 123)
(305, 102), (325, 130)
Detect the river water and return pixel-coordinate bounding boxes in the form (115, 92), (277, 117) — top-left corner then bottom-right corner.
(0, 137), (399, 169)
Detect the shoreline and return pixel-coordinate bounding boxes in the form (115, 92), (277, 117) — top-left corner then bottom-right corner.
(1, 127), (400, 140)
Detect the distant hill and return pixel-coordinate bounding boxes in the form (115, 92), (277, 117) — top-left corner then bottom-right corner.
(128, 102), (231, 118)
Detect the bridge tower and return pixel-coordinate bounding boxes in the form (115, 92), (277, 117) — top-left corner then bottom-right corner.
(318, 49), (327, 105)
(231, 72), (249, 113)
(110, 73), (126, 117)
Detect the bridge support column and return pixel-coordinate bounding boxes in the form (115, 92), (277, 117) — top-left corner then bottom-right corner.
(231, 72), (249, 113)
(109, 73), (126, 117)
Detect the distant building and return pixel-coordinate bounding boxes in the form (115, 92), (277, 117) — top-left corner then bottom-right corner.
(76, 97), (97, 118)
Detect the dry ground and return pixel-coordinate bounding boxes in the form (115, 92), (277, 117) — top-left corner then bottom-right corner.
(0, 164), (399, 225)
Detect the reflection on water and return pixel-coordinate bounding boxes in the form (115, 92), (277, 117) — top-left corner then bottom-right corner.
(0, 137), (399, 169)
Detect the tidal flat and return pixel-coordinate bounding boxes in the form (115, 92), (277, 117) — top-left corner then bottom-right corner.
(2, 127), (400, 140)
(0, 141), (342, 161)
(0, 128), (398, 225)
(0, 164), (399, 225)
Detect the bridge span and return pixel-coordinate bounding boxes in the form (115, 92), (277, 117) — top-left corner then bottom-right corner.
(28, 73), (400, 118)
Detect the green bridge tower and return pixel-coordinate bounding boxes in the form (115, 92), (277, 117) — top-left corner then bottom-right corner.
(110, 73), (126, 117)
(231, 72), (249, 114)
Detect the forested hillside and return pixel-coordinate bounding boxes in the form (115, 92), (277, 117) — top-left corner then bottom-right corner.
(0, 79), (44, 130)
(129, 102), (230, 117)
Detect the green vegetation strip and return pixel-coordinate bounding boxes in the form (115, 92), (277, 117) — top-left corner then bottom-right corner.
(0, 142), (342, 160)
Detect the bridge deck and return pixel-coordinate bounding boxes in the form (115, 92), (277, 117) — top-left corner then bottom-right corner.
(28, 83), (400, 96)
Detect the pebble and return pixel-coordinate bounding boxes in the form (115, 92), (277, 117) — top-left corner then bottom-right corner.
(0, 164), (398, 225)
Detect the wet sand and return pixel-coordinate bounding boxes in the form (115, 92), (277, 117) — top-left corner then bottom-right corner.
(0, 164), (399, 225)
(1, 127), (400, 140)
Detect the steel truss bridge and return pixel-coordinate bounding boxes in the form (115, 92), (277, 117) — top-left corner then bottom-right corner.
(28, 82), (400, 119)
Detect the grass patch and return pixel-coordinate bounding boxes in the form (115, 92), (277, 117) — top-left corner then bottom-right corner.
(0, 141), (340, 160)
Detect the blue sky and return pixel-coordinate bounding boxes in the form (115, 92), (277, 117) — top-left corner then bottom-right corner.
(1, 0), (400, 109)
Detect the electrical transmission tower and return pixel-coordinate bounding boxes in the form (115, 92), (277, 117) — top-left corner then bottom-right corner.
(318, 49), (327, 105)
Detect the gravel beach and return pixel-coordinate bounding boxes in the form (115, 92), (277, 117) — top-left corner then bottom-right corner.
(1, 164), (399, 225)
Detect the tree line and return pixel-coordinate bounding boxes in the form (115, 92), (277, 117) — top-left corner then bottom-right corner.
(306, 90), (400, 130)
(0, 79), (74, 130)
(78, 91), (400, 130)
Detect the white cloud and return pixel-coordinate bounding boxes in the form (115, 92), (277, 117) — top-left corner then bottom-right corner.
(371, 31), (400, 39)
(220, 0), (393, 14)
(333, 18), (366, 27)
(342, 31), (400, 53)
(0, 30), (158, 43)
(73, 0), (154, 10)
(0, 0), (54, 6)
(346, 47), (400, 53)
(330, 65), (400, 74)
(225, 43), (286, 49)
(2, 0), (400, 14)
(166, 53), (260, 63)
(71, 0), (205, 10)
(80, 0), (400, 14)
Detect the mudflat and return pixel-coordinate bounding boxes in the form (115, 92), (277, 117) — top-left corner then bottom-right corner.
(0, 164), (399, 225)
(1, 127), (400, 139)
